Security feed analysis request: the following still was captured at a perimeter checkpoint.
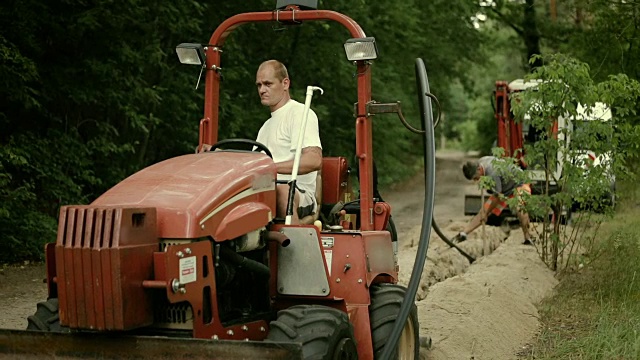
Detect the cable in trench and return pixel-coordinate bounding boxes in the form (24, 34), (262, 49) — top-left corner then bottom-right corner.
(431, 218), (475, 263)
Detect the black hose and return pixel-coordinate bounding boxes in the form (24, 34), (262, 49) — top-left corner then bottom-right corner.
(431, 218), (476, 263)
(219, 246), (270, 279)
(380, 58), (436, 360)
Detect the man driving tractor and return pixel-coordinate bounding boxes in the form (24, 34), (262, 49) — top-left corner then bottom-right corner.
(255, 59), (323, 224)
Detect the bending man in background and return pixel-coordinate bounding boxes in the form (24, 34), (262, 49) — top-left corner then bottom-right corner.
(456, 156), (533, 245)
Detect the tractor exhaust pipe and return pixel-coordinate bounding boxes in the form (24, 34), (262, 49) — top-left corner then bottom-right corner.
(266, 231), (291, 247)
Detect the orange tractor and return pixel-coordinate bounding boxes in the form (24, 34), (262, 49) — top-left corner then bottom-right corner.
(2, 2), (438, 359)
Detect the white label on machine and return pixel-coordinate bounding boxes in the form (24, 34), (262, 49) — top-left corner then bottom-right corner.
(324, 250), (333, 276)
(179, 257), (197, 284)
(321, 237), (334, 248)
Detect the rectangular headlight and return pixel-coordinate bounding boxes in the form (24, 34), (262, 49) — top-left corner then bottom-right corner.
(176, 43), (205, 66)
(344, 37), (378, 62)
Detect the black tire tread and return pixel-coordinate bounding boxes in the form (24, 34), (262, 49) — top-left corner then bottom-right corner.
(267, 305), (356, 360)
(26, 298), (68, 332)
(369, 284), (420, 359)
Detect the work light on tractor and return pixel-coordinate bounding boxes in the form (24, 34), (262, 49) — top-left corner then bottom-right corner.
(176, 37), (378, 66)
(176, 43), (206, 66)
(343, 37), (379, 62)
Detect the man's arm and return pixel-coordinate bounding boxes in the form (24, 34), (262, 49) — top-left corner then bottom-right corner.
(462, 195), (502, 235)
(275, 146), (322, 175)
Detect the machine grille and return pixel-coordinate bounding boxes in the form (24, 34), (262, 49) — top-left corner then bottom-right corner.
(153, 301), (194, 329)
(159, 239), (192, 252)
(55, 206), (157, 330)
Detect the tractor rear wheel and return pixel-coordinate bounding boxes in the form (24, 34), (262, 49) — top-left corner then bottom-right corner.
(26, 298), (68, 332)
(370, 284), (419, 359)
(266, 305), (358, 360)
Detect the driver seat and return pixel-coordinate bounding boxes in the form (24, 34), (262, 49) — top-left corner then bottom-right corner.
(299, 169), (322, 225)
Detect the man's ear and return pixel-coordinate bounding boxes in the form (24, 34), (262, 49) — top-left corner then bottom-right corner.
(283, 77), (290, 90)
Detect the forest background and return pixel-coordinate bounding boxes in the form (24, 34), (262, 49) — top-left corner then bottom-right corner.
(2, 0), (639, 263)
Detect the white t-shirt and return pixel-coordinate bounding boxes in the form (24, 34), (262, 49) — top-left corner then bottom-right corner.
(256, 99), (322, 209)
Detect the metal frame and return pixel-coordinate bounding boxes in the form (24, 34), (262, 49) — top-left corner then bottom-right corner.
(28, 8), (398, 360)
(198, 7), (377, 230)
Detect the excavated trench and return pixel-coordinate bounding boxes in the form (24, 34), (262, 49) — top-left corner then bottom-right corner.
(386, 150), (510, 297)
(396, 223), (509, 300)
(386, 151), (558, 360)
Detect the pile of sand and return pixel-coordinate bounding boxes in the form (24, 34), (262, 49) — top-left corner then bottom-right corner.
(396, 223), (558, 360)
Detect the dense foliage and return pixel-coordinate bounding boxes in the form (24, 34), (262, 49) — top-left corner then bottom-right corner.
(506, 54), (640, 271)
(0, 0), (483, 262)
(456, 0), (640, 154)
(2, 0), (640, 263)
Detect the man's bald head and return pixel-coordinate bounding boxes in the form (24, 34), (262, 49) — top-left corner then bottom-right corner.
(256, 60), (291, 111)
(258, 60), (289, 82)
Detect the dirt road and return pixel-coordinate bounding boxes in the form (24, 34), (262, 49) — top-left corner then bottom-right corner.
(0, 150), (557, 359)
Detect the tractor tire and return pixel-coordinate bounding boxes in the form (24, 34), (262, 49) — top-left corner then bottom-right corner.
(266, 305), (358, 360)
(26, 298), (69, 332)
(369, 284), (419, 360)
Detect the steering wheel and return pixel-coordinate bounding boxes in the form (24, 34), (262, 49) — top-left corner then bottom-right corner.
(207, 138), (272, 158)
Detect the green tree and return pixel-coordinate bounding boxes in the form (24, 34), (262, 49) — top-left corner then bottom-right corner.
(0, 0), (487, 263)
(510, 54), (640, 271)
(0, 1), (209, 262)
(482, 0), (545, 70)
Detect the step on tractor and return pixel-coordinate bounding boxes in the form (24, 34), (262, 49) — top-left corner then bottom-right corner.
(1, 2), (438, 359)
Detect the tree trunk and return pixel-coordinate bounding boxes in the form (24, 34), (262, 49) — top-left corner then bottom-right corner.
(523, 0), (543, 70)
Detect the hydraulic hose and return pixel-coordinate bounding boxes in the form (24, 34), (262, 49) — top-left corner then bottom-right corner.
(219, 246), (270, 279)
(393, 80), (475, 264)
(380, 58), (436, 360)
(431, 218), (476, 263)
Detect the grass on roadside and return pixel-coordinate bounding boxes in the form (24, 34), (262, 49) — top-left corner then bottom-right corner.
(526, 181), (640, 360)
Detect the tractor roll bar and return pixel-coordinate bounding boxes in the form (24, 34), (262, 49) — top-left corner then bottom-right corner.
(202, 9), (367, 145)
(201, 8), (377, 230)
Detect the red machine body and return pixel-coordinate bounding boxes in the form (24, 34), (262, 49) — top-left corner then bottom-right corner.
(92, 152), (277, 240)
(45, 153), (396, 358)
(495, 80), (525, 162)
(22, 4), (419, 360)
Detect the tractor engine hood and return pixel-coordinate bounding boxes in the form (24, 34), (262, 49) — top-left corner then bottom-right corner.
(92, 151), (277, 240)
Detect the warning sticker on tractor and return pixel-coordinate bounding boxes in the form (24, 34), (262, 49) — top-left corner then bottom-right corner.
(179, 257), (197, 284)
(324, 250), (332, 276)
